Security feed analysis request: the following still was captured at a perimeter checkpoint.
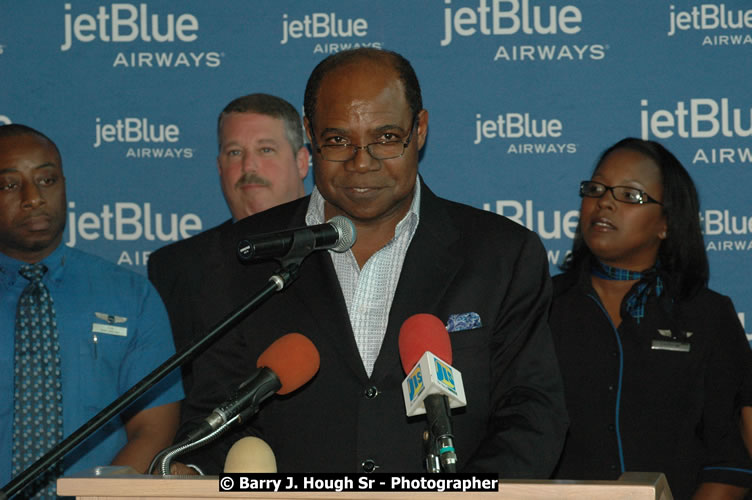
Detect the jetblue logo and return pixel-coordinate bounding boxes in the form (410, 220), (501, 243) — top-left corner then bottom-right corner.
(280, 12), (368, 44)
(474, 111), (577, 153)
(640, 98), (752, 165)
(94, 117), (179, 147)
(474, 112), (563, 143)
(60, 3), (220, 69)
(407, 365), (425, 402)
(61, 3), (199, 51)
(668, 4), (752, 37)
(441, 0), (583, 46)
(279, 12), (382, 55)
(483, 200), (579, 240)
(65, 200), (202, 247)
(434, 358), (458, 395)
(702, 209), (752, 236)
(93, 117), (194, 159)
(441, 2), (607, 62)
(640, 98), (752, 140)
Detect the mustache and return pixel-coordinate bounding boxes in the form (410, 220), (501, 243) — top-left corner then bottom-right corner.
(235, 172), (271, 188)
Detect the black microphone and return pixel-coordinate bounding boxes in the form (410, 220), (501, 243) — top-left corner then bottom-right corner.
(237, 215), (356, 262)
(186, 368), (278, 441)
(186, 333), (320, 441)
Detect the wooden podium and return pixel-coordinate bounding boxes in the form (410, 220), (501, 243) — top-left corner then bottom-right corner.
(57, 468), (672, 500)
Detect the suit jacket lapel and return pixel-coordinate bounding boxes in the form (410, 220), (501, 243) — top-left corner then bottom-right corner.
(371, 182), (463, 382)
(251, 184), (464, 384)
(290, 250), (370, 382)
(277, 203), (370, 382)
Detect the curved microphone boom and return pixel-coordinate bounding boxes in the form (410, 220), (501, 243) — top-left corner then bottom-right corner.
(399, 313), (466, 473)
(237, 215), (356, 262)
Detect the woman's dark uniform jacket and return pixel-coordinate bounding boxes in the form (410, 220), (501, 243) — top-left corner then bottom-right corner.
(550, 262), (752, 499)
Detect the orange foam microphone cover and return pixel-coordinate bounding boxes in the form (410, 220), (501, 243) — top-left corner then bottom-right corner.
(256, 333), (320, 395)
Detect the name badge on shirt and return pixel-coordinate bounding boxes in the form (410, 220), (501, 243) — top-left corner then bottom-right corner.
(92, 312), (128, 337)
(92, 323), (127, 337)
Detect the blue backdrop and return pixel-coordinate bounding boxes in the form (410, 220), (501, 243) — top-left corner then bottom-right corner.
(2, 0), (750, 342)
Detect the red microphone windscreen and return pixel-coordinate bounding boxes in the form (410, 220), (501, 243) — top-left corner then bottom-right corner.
(398, 313), (452, 373)
(256, 333), (320, 395)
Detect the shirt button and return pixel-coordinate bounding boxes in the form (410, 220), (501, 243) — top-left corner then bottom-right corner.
(364, 386), (379, 399)
(608, 385), (615, 392)
(610, 351), (618, 358)
(361, 459), (377, 473)
(608, 424), (615, 431)
(610, 464), (617, 471)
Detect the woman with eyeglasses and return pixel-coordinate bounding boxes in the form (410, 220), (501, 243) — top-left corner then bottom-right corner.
(549, 137), (752, 499)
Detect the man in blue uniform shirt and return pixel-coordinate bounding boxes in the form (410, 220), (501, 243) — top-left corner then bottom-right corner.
(0, 124), (184, 497)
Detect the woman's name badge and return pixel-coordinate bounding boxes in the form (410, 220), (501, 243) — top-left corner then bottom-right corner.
(651, 339), (690, 352)
(652, 329), (691, 352)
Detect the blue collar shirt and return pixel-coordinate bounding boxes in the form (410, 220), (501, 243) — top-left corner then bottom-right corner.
(0, 244), (184, 484)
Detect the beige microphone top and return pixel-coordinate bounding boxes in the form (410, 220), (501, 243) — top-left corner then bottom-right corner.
(223, 436), (277, 473)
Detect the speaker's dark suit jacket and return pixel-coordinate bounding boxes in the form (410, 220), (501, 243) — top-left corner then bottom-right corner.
(148, 180), (568, 476)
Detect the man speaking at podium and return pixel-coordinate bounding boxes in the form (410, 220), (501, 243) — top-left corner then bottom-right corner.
(173, 48), (568, 476)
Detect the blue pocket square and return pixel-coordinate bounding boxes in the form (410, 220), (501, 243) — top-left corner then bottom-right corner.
(446, 312), (482, 332)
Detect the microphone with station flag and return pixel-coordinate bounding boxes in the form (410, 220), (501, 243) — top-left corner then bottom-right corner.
(399, 313), (466, 473)
(187, 333), (320, 441)
(237, 215), (356, 262)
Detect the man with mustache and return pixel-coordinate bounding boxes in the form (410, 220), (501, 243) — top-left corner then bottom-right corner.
(0, 124), (183, 496)
(148, 94), (309, 397)
(215, 94), (310, 221)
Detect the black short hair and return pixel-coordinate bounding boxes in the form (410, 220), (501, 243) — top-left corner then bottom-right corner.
(303, 48), (422, 129)
(564, 137), (708, 299)
(0, 123), (61, 159)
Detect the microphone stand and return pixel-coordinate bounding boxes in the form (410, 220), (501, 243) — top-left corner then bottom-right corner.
(422, 430), (441, 473)
(1, 232), (318, 499)
(151, 414), (241, 476)
(423, 426), (458, 473)
(151, 367), (280, 475)
(422, 395), (458, 474)
(425, 396), (458, 473)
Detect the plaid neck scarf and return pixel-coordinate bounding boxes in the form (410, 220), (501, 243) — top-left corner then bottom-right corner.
(591, 260), (663, 324)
